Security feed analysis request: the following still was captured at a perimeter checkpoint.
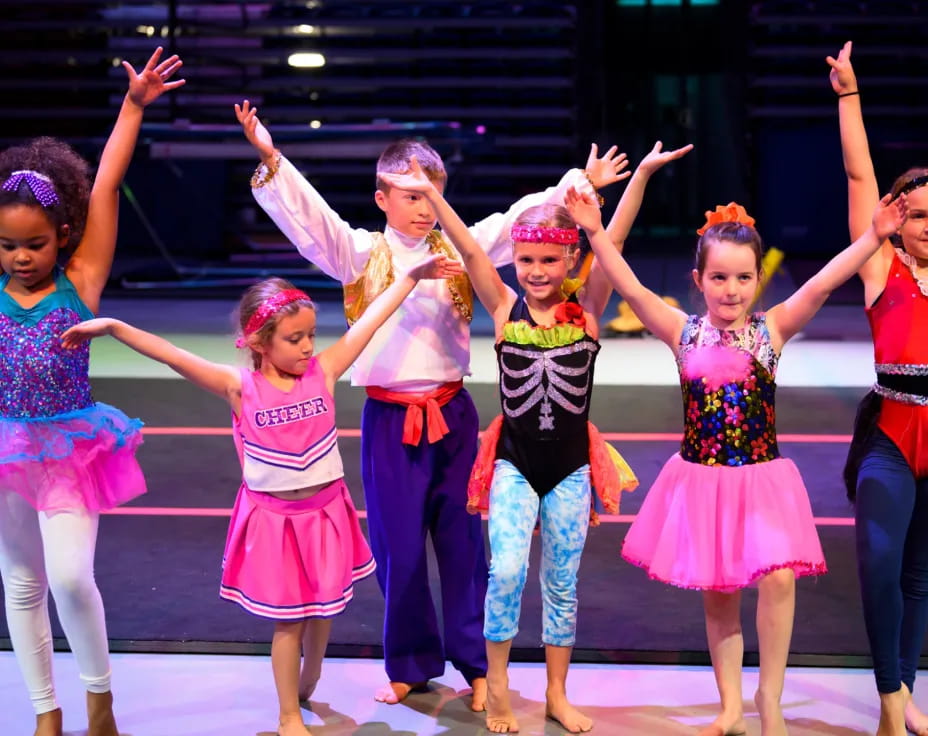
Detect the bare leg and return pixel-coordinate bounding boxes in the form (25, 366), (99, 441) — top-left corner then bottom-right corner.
(86, 690), (118, 736)
(298, 618), (332, 703)
(700, 590), (746, 736)
(903, 684), (928, 736)
(544, 644), (591, 733)
(485, 639), (518, 733)
(754, 569), (794, 736)
(33, 708), (62, 736)
(272, 620), (313, 736)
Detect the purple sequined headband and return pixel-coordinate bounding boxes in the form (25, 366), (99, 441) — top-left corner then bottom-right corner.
(2, 170), (60, 208)
(510, 224), (579, 245)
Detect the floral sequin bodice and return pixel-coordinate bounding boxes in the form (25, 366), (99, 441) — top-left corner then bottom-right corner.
(677, 314), (780, 466)
(0, 270), (94, 419)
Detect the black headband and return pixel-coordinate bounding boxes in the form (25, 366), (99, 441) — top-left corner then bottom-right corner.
(897, 174), (928, 197)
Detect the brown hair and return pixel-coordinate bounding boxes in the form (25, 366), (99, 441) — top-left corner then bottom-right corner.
(890, 167), (928, 248)
(0, 137), (91, 250)
(375, 138), (447, 192)
(512, 203), (581, 262)
(694, 221), (765, 277)
(235, 278), (315, 369)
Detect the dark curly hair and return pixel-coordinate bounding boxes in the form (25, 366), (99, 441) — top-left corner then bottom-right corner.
(0, 137), (91, 249)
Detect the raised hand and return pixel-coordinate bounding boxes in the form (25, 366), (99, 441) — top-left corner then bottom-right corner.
(234, 100), (276, 162)
(564, 185), (604, 233)
(408, 253), (465, 282)
(584, 143), (630, 189)
(60, 318), (118, 349)
(378, 156), (435, 193)
(637, 141), (694, 176)
(826, 41), (858, 96)
(123, 46), (185, 108)
(873, 192), (907, 240)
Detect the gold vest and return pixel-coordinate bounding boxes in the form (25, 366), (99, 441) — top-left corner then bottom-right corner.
(343, 230), (473, 325)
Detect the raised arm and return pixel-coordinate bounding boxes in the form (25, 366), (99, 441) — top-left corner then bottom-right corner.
(767, 192), (907, 350)
(235, 100), (371, 282)
(826, 41), (894, 296)
(566, 187), (687, 349)
(470, 143), (630, 267)
(67, 48), (185, 313)
(582, 141), (694, 316)
(379, 158), (513, 319)
(60, 318), (241, 406)
(315, 254), (464, 389)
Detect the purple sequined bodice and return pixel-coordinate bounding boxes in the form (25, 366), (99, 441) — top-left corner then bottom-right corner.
(0, 308), (93, 418)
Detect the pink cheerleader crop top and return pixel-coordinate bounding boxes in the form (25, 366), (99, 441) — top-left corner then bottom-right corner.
(233, 359), (344, 493)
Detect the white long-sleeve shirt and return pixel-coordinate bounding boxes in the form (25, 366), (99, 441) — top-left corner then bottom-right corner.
(252, 154), (589, 391)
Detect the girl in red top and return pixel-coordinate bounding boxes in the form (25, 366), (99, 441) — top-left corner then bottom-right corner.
(828, 41), (928, 736)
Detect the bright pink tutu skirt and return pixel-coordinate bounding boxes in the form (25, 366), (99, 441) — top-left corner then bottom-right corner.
(621, 453), (827, 591)
(0, 402), (146, 512)
(220, 479), (375, 620)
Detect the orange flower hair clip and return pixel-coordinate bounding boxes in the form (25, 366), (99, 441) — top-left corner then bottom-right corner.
(696, 202), (756, 235)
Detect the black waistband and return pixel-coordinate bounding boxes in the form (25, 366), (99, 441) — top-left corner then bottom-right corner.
(877, 372), (928, 398)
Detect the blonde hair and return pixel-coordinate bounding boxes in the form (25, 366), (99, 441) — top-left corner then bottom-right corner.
(375, 138), (447, 192)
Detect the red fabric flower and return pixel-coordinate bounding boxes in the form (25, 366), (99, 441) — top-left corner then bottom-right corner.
(554, 300), (586, 328)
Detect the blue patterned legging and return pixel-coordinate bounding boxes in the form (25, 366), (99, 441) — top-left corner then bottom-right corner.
(484, 460), (591, 647)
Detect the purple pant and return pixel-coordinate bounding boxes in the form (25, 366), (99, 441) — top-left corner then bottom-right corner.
(361, 388), (488, 684)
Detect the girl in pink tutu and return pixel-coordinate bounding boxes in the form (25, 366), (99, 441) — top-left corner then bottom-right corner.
(0, 48), (183, 736)
(583, 195), (908, 736)
(61, 257), (461, 736)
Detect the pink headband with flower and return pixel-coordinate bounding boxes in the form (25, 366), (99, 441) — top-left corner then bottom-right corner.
(510, 224), (579, 245)
(236, 289), (312, 348)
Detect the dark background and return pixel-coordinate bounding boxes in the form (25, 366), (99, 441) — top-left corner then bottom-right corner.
(1, 0), (926, 297)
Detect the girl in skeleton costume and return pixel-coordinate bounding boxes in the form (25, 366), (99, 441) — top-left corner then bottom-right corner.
(380, 142), (690, 734)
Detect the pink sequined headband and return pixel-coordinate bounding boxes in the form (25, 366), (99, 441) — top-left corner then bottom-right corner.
(510, 224), (579, 245)
(2, 169), (59, 208)
(236, 289), (312, 348)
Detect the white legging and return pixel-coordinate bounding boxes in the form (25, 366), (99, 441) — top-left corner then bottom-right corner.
(0, 491), (112, 714)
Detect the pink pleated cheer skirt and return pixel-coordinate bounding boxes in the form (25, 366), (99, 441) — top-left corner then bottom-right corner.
(621, 453), (827, 592)
(0, 403), (146, 513)
(220, 478), (375, 620)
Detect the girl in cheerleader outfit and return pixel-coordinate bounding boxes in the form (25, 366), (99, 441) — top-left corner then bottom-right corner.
(0, 48), (183, 736)
(62, 257), (462, 736)
(586, 197), (908, 736)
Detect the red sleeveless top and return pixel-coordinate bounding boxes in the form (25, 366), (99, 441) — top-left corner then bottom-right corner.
(867, 250), (928, 478)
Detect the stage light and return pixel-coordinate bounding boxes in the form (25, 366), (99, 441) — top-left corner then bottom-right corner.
(288, 52), (326, 68)
(294, 24), (316, 34)
(310, 120), (322, 129)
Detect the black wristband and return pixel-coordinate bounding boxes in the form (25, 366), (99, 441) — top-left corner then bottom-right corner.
(838, 91), (860, 98)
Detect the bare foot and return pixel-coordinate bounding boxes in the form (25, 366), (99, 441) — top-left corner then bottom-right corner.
(486, 674), (519, 733)
(34, 708), (63, 736)
(86, 691), (119, 736)
(754, 689), (786, 736)
(373, 681), (427, 704)
(904, 685), (928, 736)
(278, 712), (313, 736)
(470, 676), (487, 712)
(696, 707), (746, 736)
(546, 691), (592, 734)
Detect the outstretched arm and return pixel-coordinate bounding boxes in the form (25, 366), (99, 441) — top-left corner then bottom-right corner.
(767, 192), (907, 350)
(567, 187), (687, 349)
(235, 99), (277, 169)
(316, 254), (465, 389)
(61, 319), (241, 406)
(380, 157), (513, 319)
(67, 48), (185, 313)
(826, 40), (893, 296)
(582, 141), (694, 316)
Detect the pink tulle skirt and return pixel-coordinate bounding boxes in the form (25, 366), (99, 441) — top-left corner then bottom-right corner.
(621, 453), (827, 592)
(220, 479), (375, 620)
(0, 402), (146, 512)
